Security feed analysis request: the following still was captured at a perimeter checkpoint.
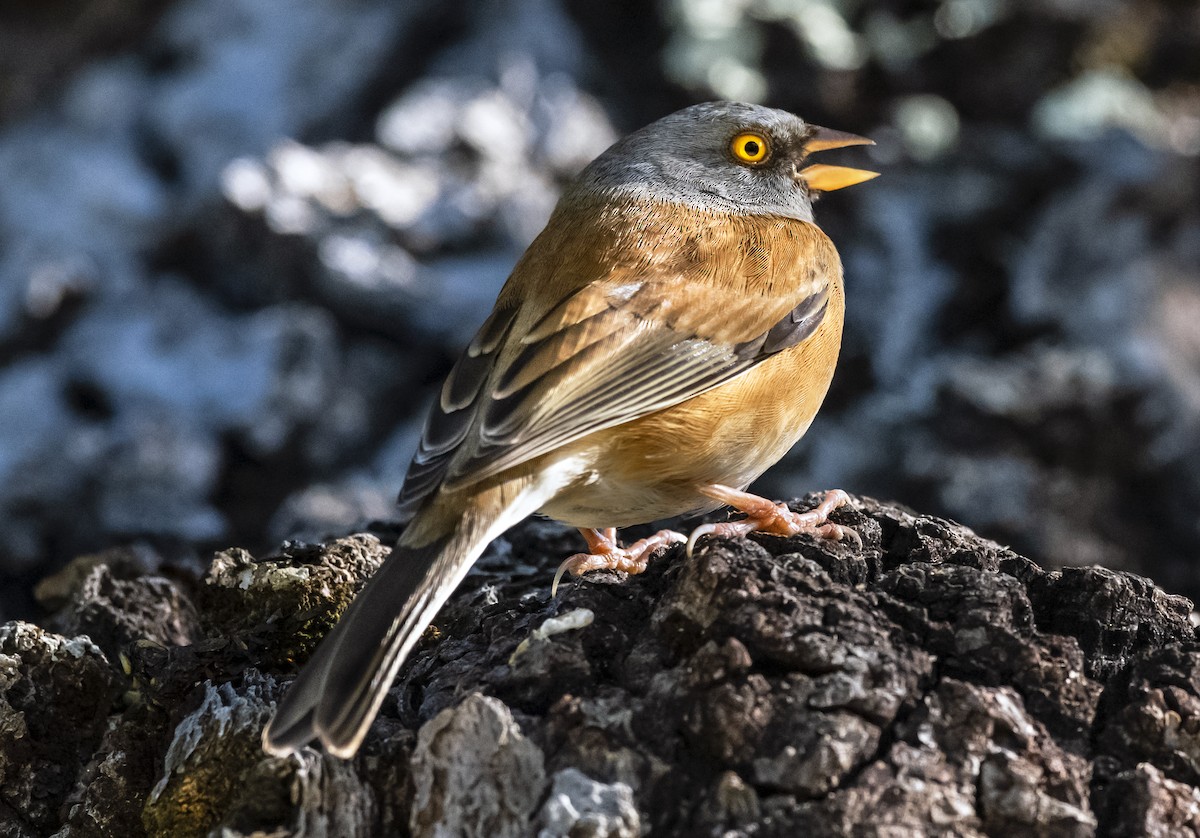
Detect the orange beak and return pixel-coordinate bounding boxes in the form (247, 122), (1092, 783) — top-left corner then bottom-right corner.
(796, 125), (879, 192)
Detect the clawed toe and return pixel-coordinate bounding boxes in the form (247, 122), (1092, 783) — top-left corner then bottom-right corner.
(813, 521), (863, 549)
(555, 491), (861, 594)
(686, 487), (860, 555)
(552, 529), (685, 596)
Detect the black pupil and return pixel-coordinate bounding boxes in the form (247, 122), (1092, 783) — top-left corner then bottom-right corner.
(744, 140), (760, 156)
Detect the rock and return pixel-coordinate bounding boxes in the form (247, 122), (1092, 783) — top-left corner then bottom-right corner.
(409, 693), (546, 838)
(0, 0), (449, 611)
(200, 534), (388, 669)
(537, 767), (639, 838)
(1099, 762), (1200, 837)
(0, 623), (120, 835)
(4, 495), (1199, 834)
(38, 546), (200, 664)
(2, 0), (1199, 643)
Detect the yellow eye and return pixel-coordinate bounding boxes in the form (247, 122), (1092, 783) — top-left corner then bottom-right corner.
(730, 132), (770, 165)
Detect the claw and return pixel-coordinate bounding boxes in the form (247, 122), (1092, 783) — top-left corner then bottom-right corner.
(551, 552), (608, 597)
(685, 524), (712, 558)
(550, 557), (573, 598)
(686, 519), (756, 557)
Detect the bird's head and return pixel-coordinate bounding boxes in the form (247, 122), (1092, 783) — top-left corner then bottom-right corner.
(576, 101), (878, 221)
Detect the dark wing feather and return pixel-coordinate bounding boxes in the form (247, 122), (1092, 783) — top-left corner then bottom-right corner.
(396, 306), (518, 518)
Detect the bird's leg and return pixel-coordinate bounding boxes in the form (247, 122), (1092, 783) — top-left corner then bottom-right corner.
(686, 486), (860, 556)
(552, 527), (686, 596)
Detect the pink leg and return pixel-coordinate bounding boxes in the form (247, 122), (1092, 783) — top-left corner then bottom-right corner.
(552, 527), (686, 596)
(686, 486), (860, 556)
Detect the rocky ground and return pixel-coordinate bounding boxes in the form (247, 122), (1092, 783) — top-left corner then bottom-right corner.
(3, 494), (1200, 836)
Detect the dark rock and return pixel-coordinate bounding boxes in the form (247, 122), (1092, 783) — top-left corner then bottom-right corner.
(0, 623), (121, 835)
(137, 673), (382, 837)
(3, 0), (1199, 637)
(38, 546), (200, 664)
(1096, 644), (1200, 789)
(4, 495), (1199, 834)
(199, 534), (387, 669)
(1098, 762), (1200, 838)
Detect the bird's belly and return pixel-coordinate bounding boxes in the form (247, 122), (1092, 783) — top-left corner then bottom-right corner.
(539, 328), (840, 529)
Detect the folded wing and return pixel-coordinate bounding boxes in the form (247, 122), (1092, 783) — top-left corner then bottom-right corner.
(398, 211), (839, 518)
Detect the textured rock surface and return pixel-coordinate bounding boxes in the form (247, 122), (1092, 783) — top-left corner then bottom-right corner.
(536, 767), (639, 838)
(409, 693), (546, 838)
(3, 494), (1199, 835)
(0, 623), (120, 835)
(1, 0), (1199, 630)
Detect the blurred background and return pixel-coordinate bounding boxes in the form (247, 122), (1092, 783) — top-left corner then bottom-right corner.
(1, 0), (1198, 621)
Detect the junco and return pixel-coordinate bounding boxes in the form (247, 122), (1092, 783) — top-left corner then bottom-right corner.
(263, 101), (877, 758)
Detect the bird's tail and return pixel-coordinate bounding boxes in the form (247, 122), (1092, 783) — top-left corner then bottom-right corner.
(262, 482), (537, 758)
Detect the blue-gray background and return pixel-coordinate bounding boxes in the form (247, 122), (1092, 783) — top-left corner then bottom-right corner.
(2, 0), (1198, 619)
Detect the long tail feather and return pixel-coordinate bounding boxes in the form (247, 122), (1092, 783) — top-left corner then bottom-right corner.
(262, 487), (535, 758)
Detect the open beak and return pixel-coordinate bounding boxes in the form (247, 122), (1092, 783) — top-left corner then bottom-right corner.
(796, 125), (879, 192)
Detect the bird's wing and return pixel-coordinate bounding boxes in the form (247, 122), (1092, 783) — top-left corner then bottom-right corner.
(398, 211), (839, 516)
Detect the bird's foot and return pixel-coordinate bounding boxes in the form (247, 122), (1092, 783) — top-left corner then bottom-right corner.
(552, 527), (686, 596)
(686, 486), (860, 556)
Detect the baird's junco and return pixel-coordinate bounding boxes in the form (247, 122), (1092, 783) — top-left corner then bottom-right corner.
(263, 101), (877, 758)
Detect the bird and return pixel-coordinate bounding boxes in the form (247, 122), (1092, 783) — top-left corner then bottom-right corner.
(262, 101), (877, 759)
